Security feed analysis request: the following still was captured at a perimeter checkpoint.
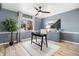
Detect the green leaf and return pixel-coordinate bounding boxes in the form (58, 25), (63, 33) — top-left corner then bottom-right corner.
(1, 18), (18, 32)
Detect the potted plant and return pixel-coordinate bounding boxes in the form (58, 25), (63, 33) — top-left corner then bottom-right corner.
(2, 18), (18, 46)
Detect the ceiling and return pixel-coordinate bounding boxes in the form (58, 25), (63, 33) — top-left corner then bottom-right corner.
(2, 3), (79, 18)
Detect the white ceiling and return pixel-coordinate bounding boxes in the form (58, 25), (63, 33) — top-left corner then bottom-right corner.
(2, 3), (79, 18)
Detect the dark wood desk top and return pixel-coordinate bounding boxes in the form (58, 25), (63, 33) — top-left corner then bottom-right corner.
(31, 32), (47, 36)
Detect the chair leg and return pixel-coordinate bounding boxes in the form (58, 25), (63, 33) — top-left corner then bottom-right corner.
(35, 36), (37, 42)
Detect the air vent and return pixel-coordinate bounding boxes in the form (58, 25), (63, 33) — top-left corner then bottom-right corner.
(0, 3), (2, 10)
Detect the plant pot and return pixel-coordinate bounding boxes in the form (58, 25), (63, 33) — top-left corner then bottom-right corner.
(9, 41), (14, 46)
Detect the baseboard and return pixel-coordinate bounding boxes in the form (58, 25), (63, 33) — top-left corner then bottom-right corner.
(61, 31), (79, 34)
(0, 42), (9, 45)
(0, 41), (17, 45)
(0, 38), (31, 45)
(62, 40), (79, 45)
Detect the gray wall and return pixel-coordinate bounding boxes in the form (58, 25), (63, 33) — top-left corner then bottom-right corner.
(42, 8), (79, 32)
(1, 7), (79, 43)
(0, 8), (41, 43)
(34, 17), (41, 31)
(42, 8), (79, 43)
(0, 8), (18, 31)
(0, 8), (18, 43)
(61, 32), (79, 43)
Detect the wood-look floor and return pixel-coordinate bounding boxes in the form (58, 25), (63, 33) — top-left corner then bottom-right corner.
(0, 39), (79, 56)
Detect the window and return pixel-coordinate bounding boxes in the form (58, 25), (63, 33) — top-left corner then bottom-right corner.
(20, 16), (33, 31)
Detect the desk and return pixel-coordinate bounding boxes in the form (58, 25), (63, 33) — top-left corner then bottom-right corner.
(31, 32), (48, 51)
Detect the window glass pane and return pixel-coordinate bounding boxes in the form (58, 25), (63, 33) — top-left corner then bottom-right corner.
(20, 15), (33, 31)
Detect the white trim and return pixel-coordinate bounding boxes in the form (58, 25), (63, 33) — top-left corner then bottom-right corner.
(0, 39), (79, 46)
(0, 42), (9, 45)
(0, 32), (17, 34)
(0, 41), (18, 45)
(61, 31), (79, 34)
(0, 31), (32, 34)
(0, 38), (31, 45)
(62, 40), (79, 45)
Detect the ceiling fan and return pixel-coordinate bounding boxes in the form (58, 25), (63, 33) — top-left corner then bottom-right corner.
(34, 6), (50, 16)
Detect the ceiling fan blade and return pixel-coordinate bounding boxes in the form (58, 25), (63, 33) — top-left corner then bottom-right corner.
(34, 7), (39, 11)
(41, 11), (50, 13)
(35, 13), (39, 16)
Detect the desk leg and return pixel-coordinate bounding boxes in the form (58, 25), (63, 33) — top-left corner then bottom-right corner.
(31, 34), (33, 44)
(41, 36), (43, 51)
(45, 35), (48, 47)
(35, 36), (37, 42)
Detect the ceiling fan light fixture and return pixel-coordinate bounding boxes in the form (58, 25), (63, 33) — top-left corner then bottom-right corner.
(39, 12), (42, 14)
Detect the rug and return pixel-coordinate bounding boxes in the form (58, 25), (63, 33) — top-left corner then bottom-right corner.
(21, 40), (61, 56)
